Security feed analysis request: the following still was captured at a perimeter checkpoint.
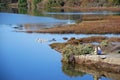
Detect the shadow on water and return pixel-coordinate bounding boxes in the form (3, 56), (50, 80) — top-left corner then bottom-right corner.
(62, 63), (120, 80)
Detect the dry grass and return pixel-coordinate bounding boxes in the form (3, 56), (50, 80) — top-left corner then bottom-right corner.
(63, 7), (120, 12)
(82, 15), (106, 21)
(50, 36), (120, 56)
(78, 7), (120, 12)
(32, 16), (120, 34)
(50, 36), (120, 50)
(67, 36), (120, 44)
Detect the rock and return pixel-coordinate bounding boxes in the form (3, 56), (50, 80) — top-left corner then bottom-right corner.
(63, 37), (68, 40)
(68, 37), (76, 41)
(118, 50), (120, 53)
(37, 38), (48, 43)
(111, 45), (120, 52)
(100, 55), (107, 59)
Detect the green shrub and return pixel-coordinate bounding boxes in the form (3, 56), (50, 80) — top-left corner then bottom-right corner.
(80, 44), (94, 55)
(33, 0), (43, 8)
(46, 0), (64, 8)
(18, 3), (27, 7)
(18, 7), (28, 14)
(76, 44), (93, 55)
(0, 3), (6, 6)
(18, 0), (27, 7)
(62, 44), (94, 61)
(100, 40), (110, 47)
(113, 0), (120, 5)
(33, 0), (42, 4)
(62, 45), (76, 62)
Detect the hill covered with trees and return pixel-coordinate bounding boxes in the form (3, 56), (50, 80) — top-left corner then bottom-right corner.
(37, 0), (120, 8)
(0, 0), (120, 8)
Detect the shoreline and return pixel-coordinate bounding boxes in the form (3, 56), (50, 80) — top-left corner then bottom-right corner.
(52, 6), (120, 12)
(21, 16), (120, 34)
(60, 47), (120, 73)
(74, 55), (120, 73)
(50, 37), (120, 73)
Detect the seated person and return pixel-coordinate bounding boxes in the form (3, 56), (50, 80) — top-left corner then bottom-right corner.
(97, 46), (102, 55)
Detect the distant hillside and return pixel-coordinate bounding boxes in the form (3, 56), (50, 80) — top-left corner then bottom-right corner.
(0, 0), (120, 8)
(37, 0), (120, 8)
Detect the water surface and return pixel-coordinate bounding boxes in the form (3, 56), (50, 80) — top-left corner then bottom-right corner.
(1, 23), (116, 80)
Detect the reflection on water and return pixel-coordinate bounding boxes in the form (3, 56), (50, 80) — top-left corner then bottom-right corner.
(62, 63), (120, 80)
(62, 63), (86, 77)
(0, 13), (73, 25)
(1, 7), (120, 23)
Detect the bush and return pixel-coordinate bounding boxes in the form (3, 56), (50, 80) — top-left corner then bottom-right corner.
(46, 0), (64, 8)
(18, 7), (28, 14)
(33, 0), (42, 4)
(62, 44), (94, 61)
(33, 0), (43, 8)
(62, 45), (77, 62)
(100, 40), (110, 47)
(80, 44), (94, 55)
(18, 0), (27, 7)
(0, 3), (6, 6)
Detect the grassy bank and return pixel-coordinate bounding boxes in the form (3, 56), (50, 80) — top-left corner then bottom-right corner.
(28, 16), (120, 34)
(50, 36), (120, 73)
(50, 36), (120, 53)
(67, 36), (120, 44)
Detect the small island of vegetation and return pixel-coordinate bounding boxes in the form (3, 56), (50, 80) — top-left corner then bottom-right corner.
(50, 36), (120, 73)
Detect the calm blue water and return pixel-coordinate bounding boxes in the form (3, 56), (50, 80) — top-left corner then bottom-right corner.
(0, 13), (74, 24)
(0, 12), (119, 80)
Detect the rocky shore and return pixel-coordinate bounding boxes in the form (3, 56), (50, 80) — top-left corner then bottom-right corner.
(61, 53), (120, 73)
(50, 37), (120, 73)
(75, 54), (120, 73)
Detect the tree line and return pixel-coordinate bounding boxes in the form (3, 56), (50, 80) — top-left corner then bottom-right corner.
(0, 0), (120, 7)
